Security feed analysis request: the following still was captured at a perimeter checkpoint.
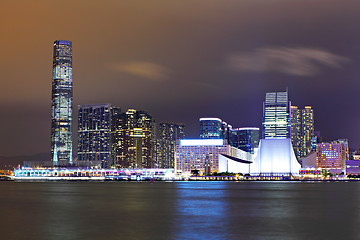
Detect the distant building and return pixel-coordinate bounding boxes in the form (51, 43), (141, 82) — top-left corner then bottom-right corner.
(262, 91), (291, 139)
(112, 109), (155, 168)
(51, 40), (73, 166)
(230, 127), (260, 154)
(154, 123), (185, 168)
(78, 104), (115, 168)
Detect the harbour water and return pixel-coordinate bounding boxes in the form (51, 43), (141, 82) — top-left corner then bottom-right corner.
(1, 181), (359, 240)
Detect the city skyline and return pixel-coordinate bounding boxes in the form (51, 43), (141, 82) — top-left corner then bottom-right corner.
(1, 0), (360, 156)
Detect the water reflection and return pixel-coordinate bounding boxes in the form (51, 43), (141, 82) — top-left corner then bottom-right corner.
(1, 181), (360, 240)
(0, 182), (178, 240)
(174, 181), (360, 240)
(174, 182), (230, 239)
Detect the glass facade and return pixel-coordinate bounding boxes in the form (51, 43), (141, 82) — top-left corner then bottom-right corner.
(199, 118), (231, 141)
(51, 40), (73, 165)
(78, 104), (112, 168)
(230, 128), (260, 154)
(200, 118), (224, 139)
(262, 91), (291, 139)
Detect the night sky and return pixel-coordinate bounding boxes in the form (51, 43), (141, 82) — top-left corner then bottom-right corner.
(1, 0), (360, 156)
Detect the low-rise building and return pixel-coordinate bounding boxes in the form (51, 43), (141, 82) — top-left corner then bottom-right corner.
(175, 139), (253, 176)
(316, 141), (347, 174)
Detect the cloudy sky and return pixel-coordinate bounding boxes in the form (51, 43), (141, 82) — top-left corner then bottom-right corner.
(1, 0), (360, 156)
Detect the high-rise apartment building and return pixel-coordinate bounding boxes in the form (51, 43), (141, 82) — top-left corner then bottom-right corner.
(112, 109), (155, 168)
(302, 106), (314, 157)
(291, 105), (315, 159)
(291, 106), (302, 158)
(51, 40), (73, 166)
(154, 123), (185, 168)
(78, 104), (113, 168)
(262, 91), (291, 139)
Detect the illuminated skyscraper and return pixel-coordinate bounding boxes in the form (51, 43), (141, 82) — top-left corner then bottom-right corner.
(301, 106), (314, 157)
(291, 106), (302, 158)
(291, 105), (315, 159)
(262, 91), (291, 139)
(51, 40), (73, 166)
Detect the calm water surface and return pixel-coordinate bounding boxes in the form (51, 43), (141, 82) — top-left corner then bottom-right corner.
(0, 181), (359, 240)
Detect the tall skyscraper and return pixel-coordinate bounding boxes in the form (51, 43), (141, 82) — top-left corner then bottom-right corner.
(301, 106), (314, 157)
(78, 104), (113, 168)
(291, 105), (315, 159)
(154, 123), (185, 168)
(112, 109), (155, 168)
(51, 40), (73, 166)
(262, 91), (291, 139)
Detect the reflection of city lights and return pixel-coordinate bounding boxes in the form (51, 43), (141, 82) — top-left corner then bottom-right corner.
(12, 167), (177, 181)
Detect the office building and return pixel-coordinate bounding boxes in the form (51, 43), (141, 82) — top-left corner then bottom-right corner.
(255, 91), (301, 176)
(78, 104), (114, 168)
(230, 128), (260, 154)
(262, 91), (291, 139)
(154, 123), (185, 168)
(112, 109), (155, 168)
(200, 118), (230, 140)
(51, 40), (73, 166)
